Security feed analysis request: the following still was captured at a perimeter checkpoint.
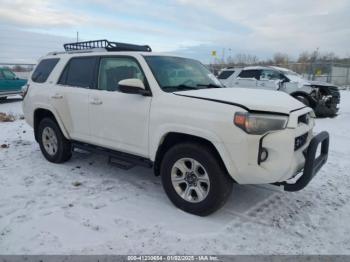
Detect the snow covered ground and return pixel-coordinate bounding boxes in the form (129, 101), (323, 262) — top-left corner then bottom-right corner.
(0, 93), (350, 255)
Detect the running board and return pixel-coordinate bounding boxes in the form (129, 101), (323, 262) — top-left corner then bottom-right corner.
(108, 156), (135, 170)
(72, 141), (153, 169)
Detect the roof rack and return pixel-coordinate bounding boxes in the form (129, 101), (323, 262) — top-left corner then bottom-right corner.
(63, 39), (152, 52)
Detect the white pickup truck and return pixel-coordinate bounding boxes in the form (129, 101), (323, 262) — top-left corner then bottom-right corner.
(22, 40), (329, 216)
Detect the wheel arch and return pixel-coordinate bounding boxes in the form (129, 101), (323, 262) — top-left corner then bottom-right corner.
(153, 132), (231, 179)
(290, 91), (315, 107)
(33, 108), (69, 142)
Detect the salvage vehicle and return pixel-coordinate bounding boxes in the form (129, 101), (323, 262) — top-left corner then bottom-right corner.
(218, 66), (340, 117)
(22, 40), (329, 216)
(0, 67), (27, 100)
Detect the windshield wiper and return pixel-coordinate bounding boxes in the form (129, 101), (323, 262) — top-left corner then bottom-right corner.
(196, 83), (222, 89)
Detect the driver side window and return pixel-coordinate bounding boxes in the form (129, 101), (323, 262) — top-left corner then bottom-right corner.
(260, 70), (282, 81)
(98, 57), (145, 91)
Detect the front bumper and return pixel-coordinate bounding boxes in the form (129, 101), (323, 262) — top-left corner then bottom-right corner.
(276, 131), (329, 191)
(0, 90), (22, 98)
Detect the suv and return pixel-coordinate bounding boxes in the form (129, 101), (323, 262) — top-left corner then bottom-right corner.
(218, 66), (340, 117)
(23, 40), (329, 216)
(0, 67), (27, 100)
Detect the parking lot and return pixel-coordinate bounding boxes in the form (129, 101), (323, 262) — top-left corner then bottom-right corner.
(0, 93), (350, 254)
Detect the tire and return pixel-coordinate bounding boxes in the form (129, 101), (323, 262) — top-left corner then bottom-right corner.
(0, 97), (7, 101)
(38, 117), (72, 163)
(160, 142), (233, 216)
(294, 95), (310, 107)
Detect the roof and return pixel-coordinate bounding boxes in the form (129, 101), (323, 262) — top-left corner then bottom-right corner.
(221, 65), (294, 74)
(269, 66), (292, 73)
(44, 50), (194, 61)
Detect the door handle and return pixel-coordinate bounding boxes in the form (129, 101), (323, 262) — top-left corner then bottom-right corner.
(90, 98), (103, 105)
(51, 93), (63, 99)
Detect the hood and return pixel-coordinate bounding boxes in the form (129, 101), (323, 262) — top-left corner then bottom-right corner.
(307, 80), (337, 88)
(174, 88), (305, 115)
(18, 79), (27, 85)
(286, 74), (337, 88)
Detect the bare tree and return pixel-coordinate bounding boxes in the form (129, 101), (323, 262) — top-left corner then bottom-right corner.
(233, 53), (259, 66)
(273, 52), (289, 65)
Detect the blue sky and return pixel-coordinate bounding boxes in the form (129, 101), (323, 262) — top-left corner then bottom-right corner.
(0, 0), (349, 63)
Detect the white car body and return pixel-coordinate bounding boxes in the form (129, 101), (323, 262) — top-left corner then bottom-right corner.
(218, 66), (340, 117)
(22, 41), (329, 214)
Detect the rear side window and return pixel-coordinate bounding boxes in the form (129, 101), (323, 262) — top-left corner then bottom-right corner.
(58, 57), (98, 88)
(238, 70), (260, 79)
(32, 58), (59, 83)
(218, 70), (235, 79)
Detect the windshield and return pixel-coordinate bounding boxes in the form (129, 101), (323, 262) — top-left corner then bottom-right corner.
(2, 69), (16, 80)
(144, 56), (223, 92)
(283, 70), (304, 82)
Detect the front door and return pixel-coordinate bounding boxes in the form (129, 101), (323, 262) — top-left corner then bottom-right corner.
(236, 69), (260, 89)
(257, 69), (281, 90)
(88, 56), (152, 157)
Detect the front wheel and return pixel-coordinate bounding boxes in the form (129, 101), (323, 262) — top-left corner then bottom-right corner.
(160, 142), (233, 216)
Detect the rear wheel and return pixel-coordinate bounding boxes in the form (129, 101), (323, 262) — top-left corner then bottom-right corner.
(38, 118), (72, 163)
(160, 142), (233, 216)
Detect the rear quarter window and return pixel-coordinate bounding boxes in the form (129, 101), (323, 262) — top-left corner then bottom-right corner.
(31, 58), (60, 83)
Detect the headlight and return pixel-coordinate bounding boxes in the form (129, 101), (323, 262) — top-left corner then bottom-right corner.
(234, 112), (288, 135)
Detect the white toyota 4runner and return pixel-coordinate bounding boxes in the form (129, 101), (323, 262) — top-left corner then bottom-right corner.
(22, 40), (329, 216)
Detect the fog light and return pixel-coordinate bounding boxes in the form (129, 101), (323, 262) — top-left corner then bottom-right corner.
(260, 148), (268, 162)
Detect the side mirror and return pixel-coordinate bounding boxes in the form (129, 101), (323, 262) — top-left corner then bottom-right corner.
(118, 78), (150, 96)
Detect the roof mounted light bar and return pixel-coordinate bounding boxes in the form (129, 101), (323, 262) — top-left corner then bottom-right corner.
(63, 39), (152, 52)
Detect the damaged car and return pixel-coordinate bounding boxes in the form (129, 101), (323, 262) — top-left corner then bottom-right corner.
(218, 66), (340, 117)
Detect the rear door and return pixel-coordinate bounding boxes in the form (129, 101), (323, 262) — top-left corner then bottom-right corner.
(236, 69), (260, 88)
(53, 57), (98, 142)
(88, 56), (152, 157)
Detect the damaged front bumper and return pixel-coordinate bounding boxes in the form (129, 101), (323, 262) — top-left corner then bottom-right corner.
(312, 86), (340, 117)
(275, 131), (329, 191)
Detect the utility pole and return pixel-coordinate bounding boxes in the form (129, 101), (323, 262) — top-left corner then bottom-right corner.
(222, 48), (225, 64)
(76, 31), (79, 42)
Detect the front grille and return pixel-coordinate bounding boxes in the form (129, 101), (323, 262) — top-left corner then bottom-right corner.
(295, 132), (308, 151)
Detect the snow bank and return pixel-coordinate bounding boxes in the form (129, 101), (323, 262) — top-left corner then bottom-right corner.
(0, 93), (350, 254)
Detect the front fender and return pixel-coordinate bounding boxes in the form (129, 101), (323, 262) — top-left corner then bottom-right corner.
(149, 125), (240, 182)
